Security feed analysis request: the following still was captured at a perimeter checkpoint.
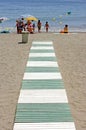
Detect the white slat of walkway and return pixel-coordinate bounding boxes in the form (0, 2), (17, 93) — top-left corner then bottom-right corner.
(23, 72), (62, 80)
(18, 89), (68, 103)
(32, 41), (53, 44)
(27, 61), (58, 67)
(31, 46), (54, 49)
(14, 122), (75, 130)
(29, 53), (55, 57)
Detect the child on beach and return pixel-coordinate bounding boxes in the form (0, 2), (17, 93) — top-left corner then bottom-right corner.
(45, 21), (49, 32)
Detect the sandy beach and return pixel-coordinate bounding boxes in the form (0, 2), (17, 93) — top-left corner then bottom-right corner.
(0, 32), (86, 130)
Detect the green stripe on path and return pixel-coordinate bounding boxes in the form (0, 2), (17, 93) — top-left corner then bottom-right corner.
(30, 49), (54, 53)
(25, 67), (60, 72)
(22, 79), (64, 89)
(15, 103), (74, 123)
(28, 57), (57, 61)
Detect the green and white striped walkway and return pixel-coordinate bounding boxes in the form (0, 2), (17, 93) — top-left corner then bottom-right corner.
(13, 41), (76, 130)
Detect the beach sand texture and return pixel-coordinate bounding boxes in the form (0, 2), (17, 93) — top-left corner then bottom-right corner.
(0, 33), (86, 130)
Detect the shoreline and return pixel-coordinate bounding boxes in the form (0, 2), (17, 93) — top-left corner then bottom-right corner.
(0, 26), (86, 33)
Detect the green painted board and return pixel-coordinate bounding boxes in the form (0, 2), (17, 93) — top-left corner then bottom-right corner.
(25, 67), (59, 72)
(15, 103), (73, 123)
(30, 50), (54, 53)
(28, 57), (57, 61)
(22, 79), (64, 89)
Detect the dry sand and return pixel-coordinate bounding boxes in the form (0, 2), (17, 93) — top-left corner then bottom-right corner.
(0, 32), (86, 130)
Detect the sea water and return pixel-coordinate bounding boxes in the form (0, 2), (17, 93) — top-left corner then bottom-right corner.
(0, 0), (86, 32)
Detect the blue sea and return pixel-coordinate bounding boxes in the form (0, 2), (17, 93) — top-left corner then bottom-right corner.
(0, 0), (86, 32)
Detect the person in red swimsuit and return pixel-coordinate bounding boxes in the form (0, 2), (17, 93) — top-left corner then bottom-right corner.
(37, 20), (42, 32)
(45, 21), (49, 32)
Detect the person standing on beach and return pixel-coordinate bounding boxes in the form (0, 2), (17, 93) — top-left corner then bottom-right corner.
(16, 20), (20, 33)
(27, 21), (33, 34)
(16, 18), (25, 34)
(33, 22), (35, 33)
(16, 20), (23, 34)
(45, 21), (49, 32)
(37, 20), (42, 32)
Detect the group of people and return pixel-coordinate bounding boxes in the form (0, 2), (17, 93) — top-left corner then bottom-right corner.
(16, 18), (35, 34)
(37, 20), (49, 33)
(16, 18), (49, 34)
(16, 18), (50, 34)
(16, 18), (68, 34)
